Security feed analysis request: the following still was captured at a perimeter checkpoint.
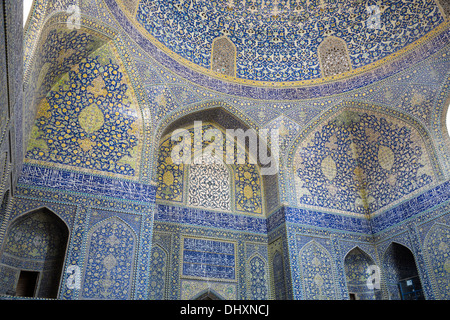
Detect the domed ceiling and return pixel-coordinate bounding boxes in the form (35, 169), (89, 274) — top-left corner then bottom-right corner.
(117, 0), (449, 84)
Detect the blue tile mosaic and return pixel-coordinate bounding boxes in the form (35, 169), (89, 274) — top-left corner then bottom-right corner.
(371, 180), (450, 234)
(136, 0), (444, 82)
(284, 207), (372, 234)
(104, 0), (450, 99)
(1, 0), (449, 301)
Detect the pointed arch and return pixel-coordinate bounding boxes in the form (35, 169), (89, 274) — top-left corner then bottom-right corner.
(344, 246), (378, 300)
(192, 288), (224, 300)
(0, 207), (69, 298)
(24, 14), (146, 180)
(381, 242), (424, 300)
(299, 240), (337, 300)
(287, 103), (440, 216)
(10, 204), (72, 230)
(154, 106), (280, 216)
(380, 239), (413, 259)
(156, 104), (258, 149)
(343, 245), (376, 263)
(82, 216), (136, 299)
(424, 222), (450, 299)
(272, 249), (287, 300)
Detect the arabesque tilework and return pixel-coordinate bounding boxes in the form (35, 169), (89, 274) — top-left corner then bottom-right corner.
(0, 0), (449, 301)
(293, 109), (436, 215)
(134, 0), (444, 82)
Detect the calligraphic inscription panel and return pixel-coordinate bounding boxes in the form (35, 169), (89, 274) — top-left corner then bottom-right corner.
(182, 237), (235, 281)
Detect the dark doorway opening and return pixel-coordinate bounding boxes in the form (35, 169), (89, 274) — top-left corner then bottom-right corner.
(383, 243), (425, 300)
(16, 271), (39, 297)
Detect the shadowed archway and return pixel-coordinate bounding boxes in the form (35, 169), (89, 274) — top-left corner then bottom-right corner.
(0, 207), (69, 298)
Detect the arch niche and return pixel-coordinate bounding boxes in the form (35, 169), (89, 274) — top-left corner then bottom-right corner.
(0, 208), (69, 298)
(151, 106), (279, 300)
(382, 242), (424, 300)
(344, 247), (381, 300)
(154, 107), (280, 217)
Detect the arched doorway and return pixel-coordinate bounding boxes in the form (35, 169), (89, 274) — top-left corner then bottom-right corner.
(424, 223), (450, 299)
(344, 247), (380, 300)
(299, 240), (337, 300)
(0, 208), (69, 298)
(382, 242), (424, 300)
(151, 106), (279, 299)
(154, 107), (279, 215)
